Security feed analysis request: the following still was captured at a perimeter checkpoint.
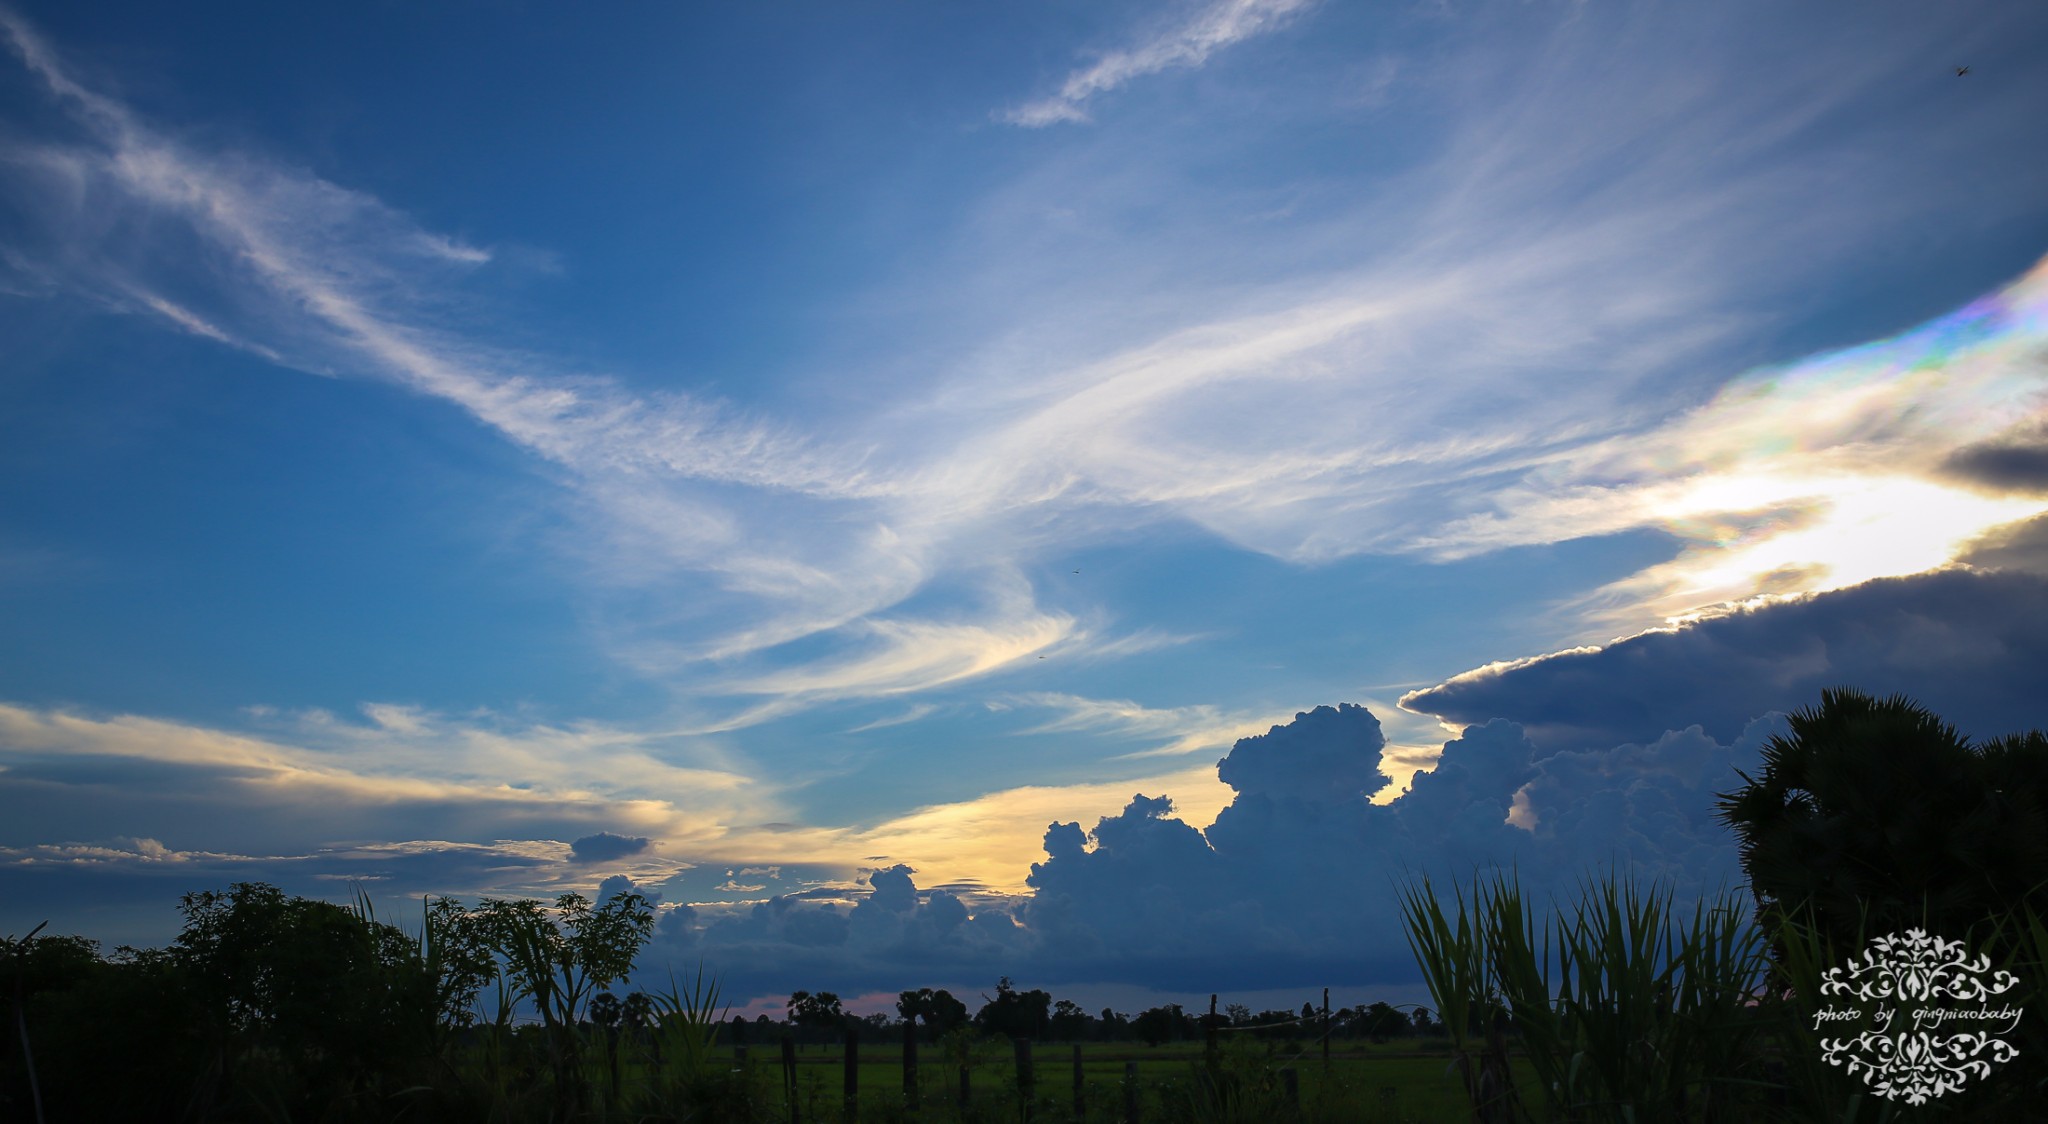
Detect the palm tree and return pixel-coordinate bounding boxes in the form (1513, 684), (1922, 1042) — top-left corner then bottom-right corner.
(1713, 688), (2048, 954)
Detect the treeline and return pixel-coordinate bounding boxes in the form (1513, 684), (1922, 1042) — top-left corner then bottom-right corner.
(753, 978), (1436, 1047)
(1, 883), (694, 1122)
(2, 879), (1432, 1122)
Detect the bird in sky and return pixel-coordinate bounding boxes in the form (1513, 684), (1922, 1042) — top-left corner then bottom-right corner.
(1956, 65), (1971, 76)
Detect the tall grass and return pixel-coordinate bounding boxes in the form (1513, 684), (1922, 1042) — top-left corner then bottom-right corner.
(1399, 868), (1780, 1123)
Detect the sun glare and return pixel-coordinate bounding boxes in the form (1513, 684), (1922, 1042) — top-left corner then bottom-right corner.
(1633, 474), (2048, 624)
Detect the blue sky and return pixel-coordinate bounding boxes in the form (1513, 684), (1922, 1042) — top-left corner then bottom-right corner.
(4, 0), (2048, 1016)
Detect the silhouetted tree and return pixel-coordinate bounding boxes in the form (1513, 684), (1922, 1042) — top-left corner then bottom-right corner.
(897, 986), (969, 1040)
(1, 935), (208, 1120)
(1049, 997), (1091, 1040)
(1714, 688), (2048, 958)
(788, 989), (846, 1042)
(973, 976), (1052, 1039)
(1354, 1001), (1407, 1041)
(1098, 1007), (1131, 1041)
(1133, 1003), (1191, 1046)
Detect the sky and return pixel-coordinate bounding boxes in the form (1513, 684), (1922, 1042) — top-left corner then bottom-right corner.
(3, 0), (2048, 1019)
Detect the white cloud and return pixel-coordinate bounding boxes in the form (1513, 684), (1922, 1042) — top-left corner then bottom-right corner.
(844, 704), (940, 734)
(1001, 0), (1317, 127)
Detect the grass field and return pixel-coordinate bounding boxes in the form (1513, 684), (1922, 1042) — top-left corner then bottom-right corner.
(720, 1036), (1538, 1123)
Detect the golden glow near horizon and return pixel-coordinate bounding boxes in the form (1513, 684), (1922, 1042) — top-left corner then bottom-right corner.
(836, 764), (1233, 894)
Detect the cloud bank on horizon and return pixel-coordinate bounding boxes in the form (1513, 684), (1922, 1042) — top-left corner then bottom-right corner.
(3, 0), (2048, 1005)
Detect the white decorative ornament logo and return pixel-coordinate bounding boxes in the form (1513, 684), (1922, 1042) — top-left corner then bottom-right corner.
(1812, 928), (2025, 1105)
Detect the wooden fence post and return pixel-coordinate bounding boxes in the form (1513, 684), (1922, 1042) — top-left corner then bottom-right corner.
(781, 1036), (800, 1124)
(844, 1027), (859, 1124)
(902, 1020), (919, 1112)
(1014, 1036), (1035, 1122)
(1072, 1043), (1085, 1120)
(1282, 1067), (1299, 1116)
(1203, 994), (1220, 1099)
(958, 1064), (971, 1115)
(1123, 1060), (1139, 1124)
(1322, 987), (1331, 1072)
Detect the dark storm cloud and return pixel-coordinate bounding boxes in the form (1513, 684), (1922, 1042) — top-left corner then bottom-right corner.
(1401, 568), (2048, 752)
(1939, 435), (2048, 496)
(596, 873), (661, 907)
(1957, 513), (2048, 577)
(571, 832), (652, 863)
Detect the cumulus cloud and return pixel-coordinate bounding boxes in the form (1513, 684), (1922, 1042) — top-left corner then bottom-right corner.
(1214, 702), (1392, 805)
(572, 832), (652, 863)
(652, 861), (1032, 1002)
(1401, 568), (2048, 752)
(1003, 704), (1773, 992)
(596, 872), (662, 907)
(633, 705), (1746, 1001)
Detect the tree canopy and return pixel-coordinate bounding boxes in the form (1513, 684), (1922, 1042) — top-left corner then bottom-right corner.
(1714, 687), (2048, 952)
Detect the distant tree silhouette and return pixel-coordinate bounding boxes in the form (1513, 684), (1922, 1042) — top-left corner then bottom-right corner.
(1132, 1003), (1191, 1046)
(621, 990), (655, 1035)
(1049, 998), (1091, 1040)
(1714, 688), (2048, 956)
(787, 989), (846, 1040)
(973, 976), (1052, 1039)
(1355, 1000), (1407, 1041)
(896, 986), (969, 1040)
(1098, 1006), (1131, 1041)
(166, 882), (448, 1113)
(2, 931), (208, 1119)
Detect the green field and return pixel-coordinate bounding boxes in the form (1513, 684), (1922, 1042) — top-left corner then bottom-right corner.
(725, 1037), (1537, 1123)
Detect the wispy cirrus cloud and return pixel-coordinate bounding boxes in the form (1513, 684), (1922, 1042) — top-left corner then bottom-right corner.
(998, 691), (1286, 759)
(0, 700), (758, 860)
(1000, 0), (1317, 127)
(4, 0), (2044, 733)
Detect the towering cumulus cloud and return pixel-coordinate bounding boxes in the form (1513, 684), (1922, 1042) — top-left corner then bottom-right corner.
(625, 702), (1785, 999)
(1001, 703), (1775, 993)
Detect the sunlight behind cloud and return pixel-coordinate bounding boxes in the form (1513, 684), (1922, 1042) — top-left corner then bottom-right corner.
(839, 764), (1231, 894)
(1621, 476), (2046, 623)
(1428, 251), (2048, 632)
